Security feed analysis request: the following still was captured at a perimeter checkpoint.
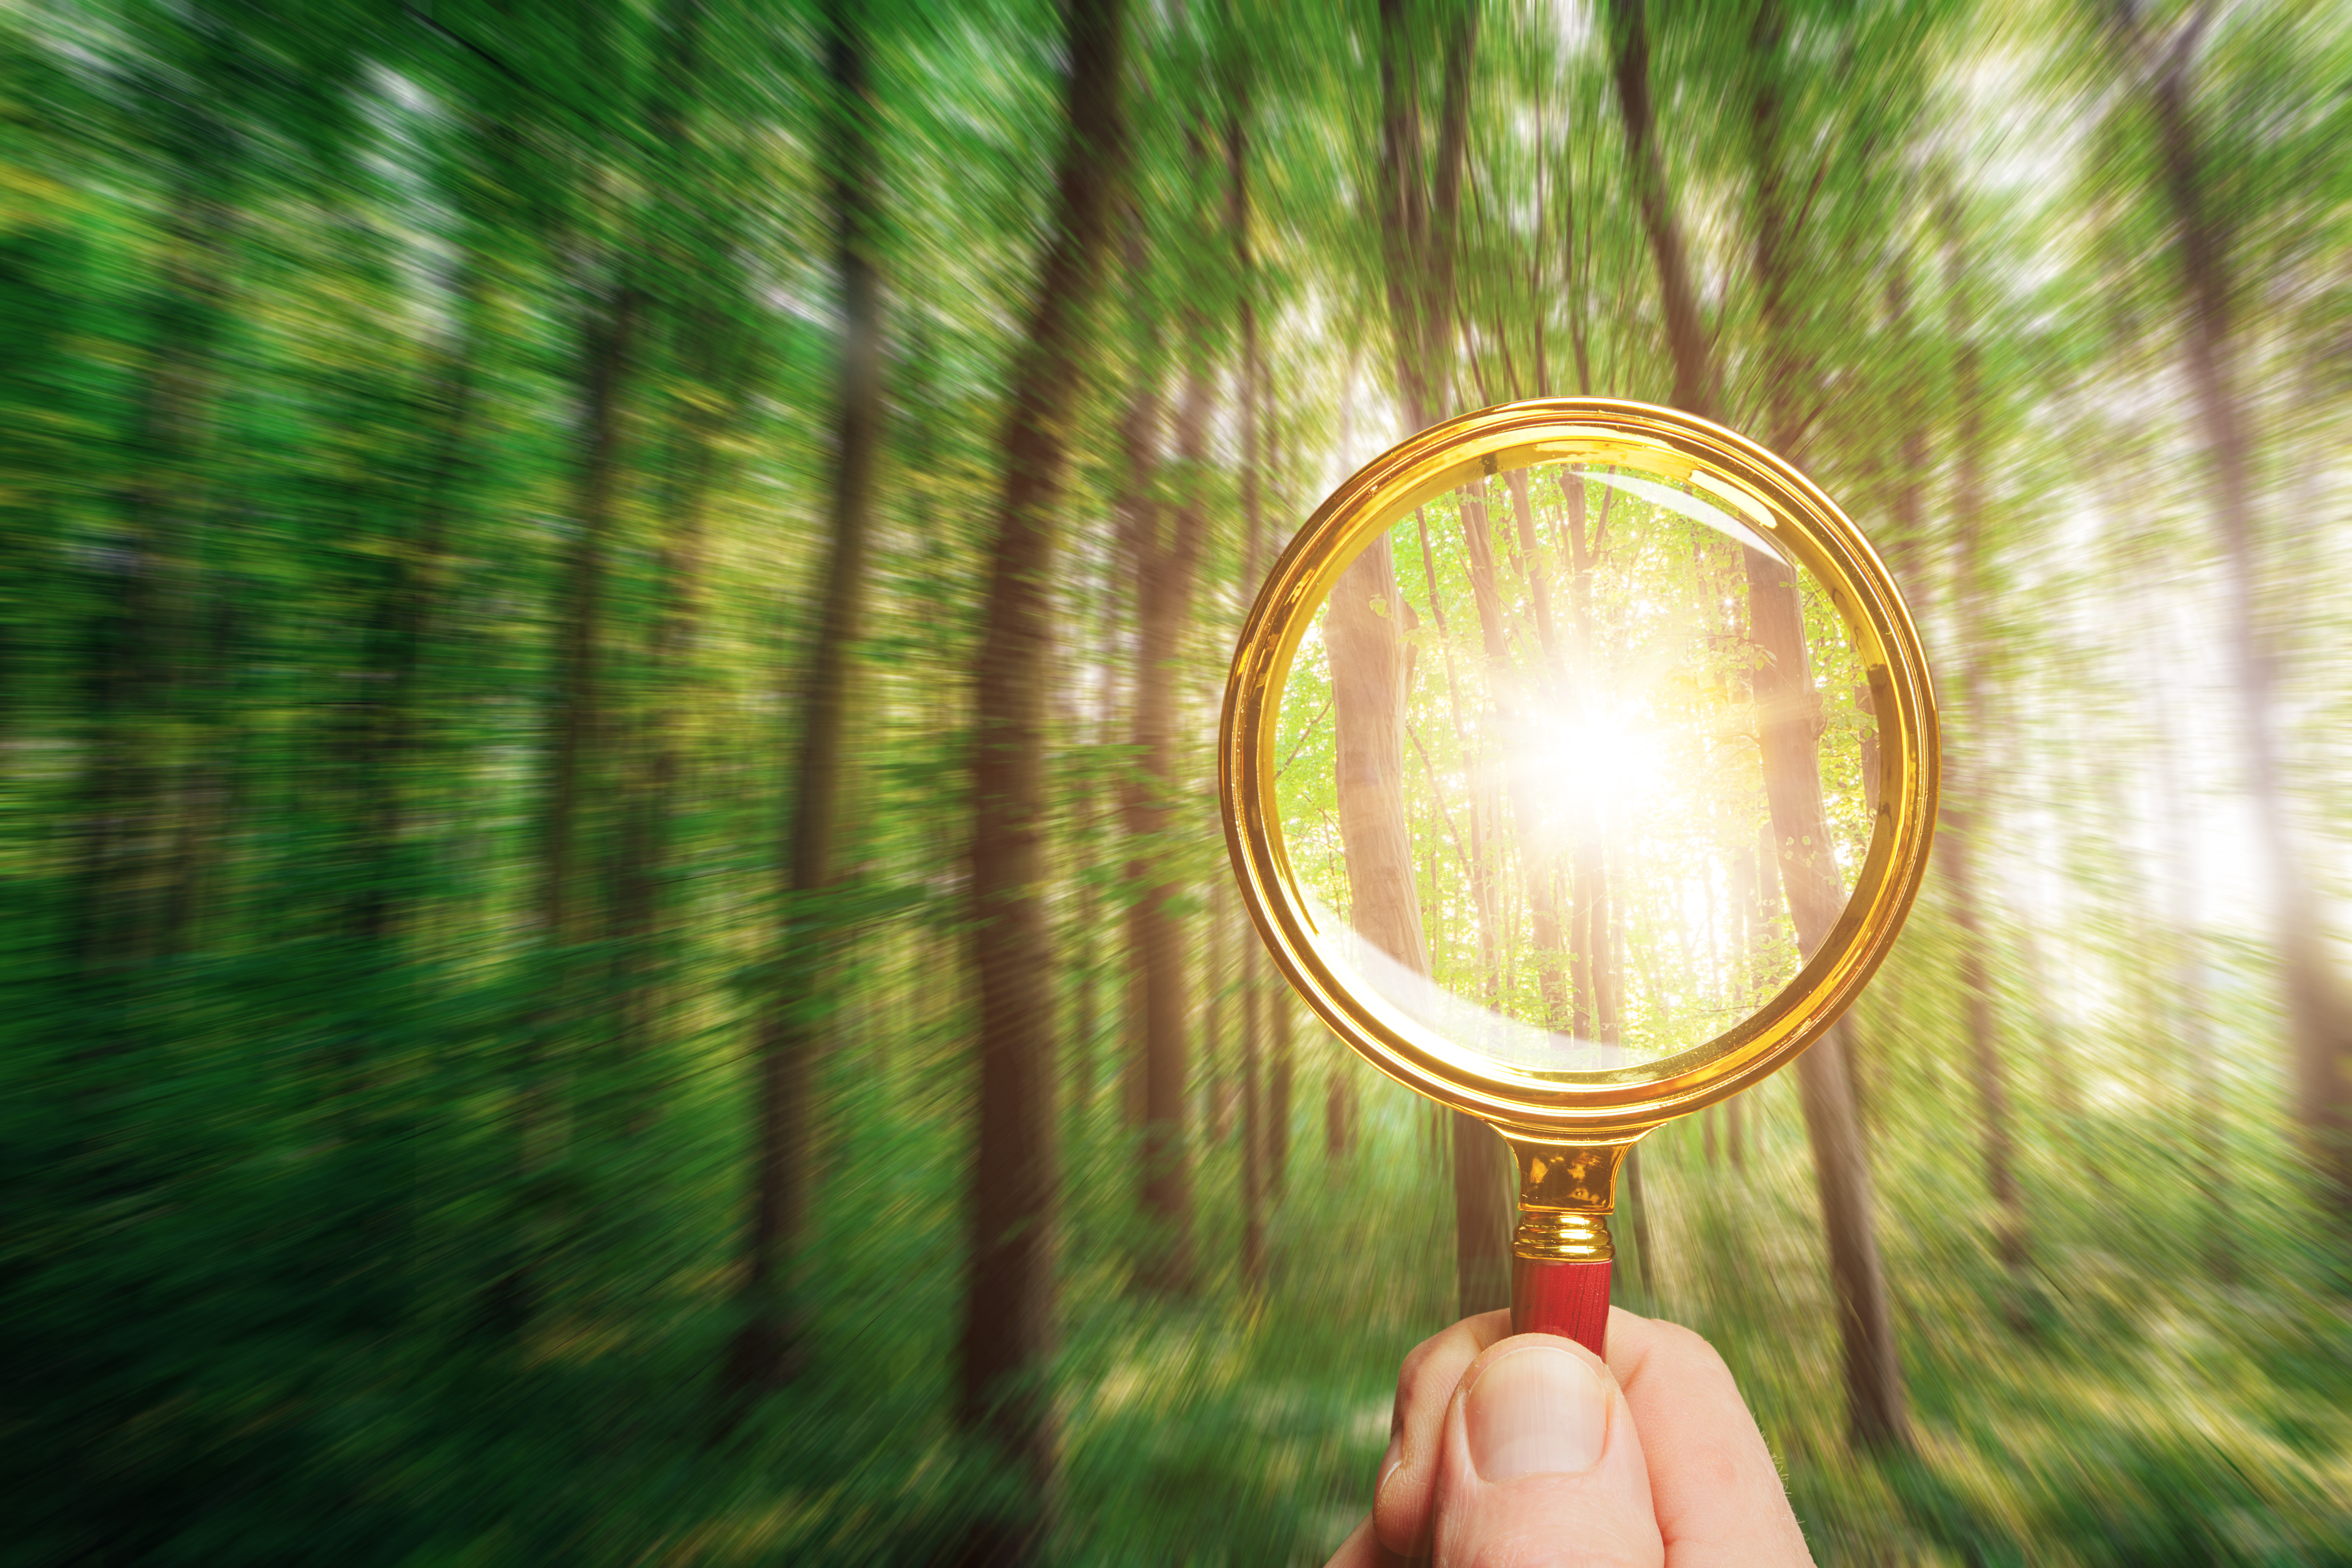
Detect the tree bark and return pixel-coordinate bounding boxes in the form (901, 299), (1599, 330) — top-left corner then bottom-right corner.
(542, 287), (635, 962)
(1880, 247), (1932, 614)
(1377, 0), (1509, 1317)
(959, 0), (1124, 1550)
(1131, 124), (1216, 1296)
(1379, 0), (1478, 434)
(611, 0), (723, 1140)
(348, 258), (481, 955)
(726, 1), (882, 1399)
(508, 264), (637, 1334)
(1736, 0), (1912, 1449)
(1325, 541), (1426, 975)
(1608, 0), (1710, 419)
(1745, 541), (1911, 1447)
(1264, 377), (1296, 1199)
(1939, 200), (2029, 1272)
(1231, 92), (1268, 1295)
(1560, 475), (1618, 1041)
(2129, 0), (2352, 1220)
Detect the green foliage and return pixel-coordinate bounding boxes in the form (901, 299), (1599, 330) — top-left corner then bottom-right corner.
(5, 0), (2352, 1563)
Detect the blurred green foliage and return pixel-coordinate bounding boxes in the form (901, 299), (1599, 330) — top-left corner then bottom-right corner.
(4, 0), (2352, 1563)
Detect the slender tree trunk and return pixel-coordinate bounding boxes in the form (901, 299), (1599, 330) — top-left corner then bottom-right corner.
(1941, 821), (2027, 1259)
(1111, 201), (1163, 1138)
(1377, 0), (1509, 1316)
(542, 284), (635, 966)
(1204, 887), (1234, 1143)
(1747, 549), (1909, 1446)
(959, 1), (1123, 1550)
(2130, 1), (2352, 1219)
(726, 4), (882, 1400)
(77, 168), (231, 1005)
(503, 268), (637, 1336)
(1418, 508), (1503, 1014)
(1559, 475), (1617, 1042)
(1323, 536), (1419, 1184)
(1132, 126), (1215, 1295)
(1072, 864), (1101, 1111)
(1325, 536), (1426, 977)
(1230, 93), (1268, 1294)
(1938, 200), (2030, 1274)
(1263, 377), (1296, 1200)
(1448, 477), (1552, 1313)
(1881, 248), (1931, 611)
(1724, 0), (1912, 1448)
(2015, 927), (2089, 1154)
(1624, 1145), (1654, 1299)
(612, 0), (721, 1140)
(349, 258), (480, 954)
(1608, 0), (1710, 418)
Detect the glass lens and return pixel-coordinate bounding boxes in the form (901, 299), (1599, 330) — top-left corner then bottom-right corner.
(1272, 457), (1877, 1077)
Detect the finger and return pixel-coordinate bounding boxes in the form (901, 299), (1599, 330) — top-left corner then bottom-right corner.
(1430, 1333), (1662, 1568)
(1603, 1307), (1812, 1567)
(1372, 1308), (1512, 1554)
(1323, 1514), (1417, 1568)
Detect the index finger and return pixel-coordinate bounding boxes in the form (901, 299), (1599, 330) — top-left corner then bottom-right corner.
(1606, 1307), (1813, 1566)
(1371, 1308), (1513, 1553)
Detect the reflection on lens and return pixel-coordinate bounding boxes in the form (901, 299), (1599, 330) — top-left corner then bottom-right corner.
(1274, 457), (1875, 1076)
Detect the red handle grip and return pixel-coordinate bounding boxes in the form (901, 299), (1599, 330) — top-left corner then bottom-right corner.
(1511, 1255), (1612, 1358)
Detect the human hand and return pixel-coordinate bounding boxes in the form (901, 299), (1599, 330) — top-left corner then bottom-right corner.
(1324, 1305), (1813, 1567)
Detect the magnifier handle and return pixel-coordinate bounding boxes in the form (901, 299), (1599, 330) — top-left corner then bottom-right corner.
(1509, 1210), (1613, 1358)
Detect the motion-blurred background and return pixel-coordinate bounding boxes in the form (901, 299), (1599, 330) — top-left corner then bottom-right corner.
(5, 0), (2350, 1561)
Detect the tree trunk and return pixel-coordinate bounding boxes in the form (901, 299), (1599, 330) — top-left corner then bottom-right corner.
(1745, 549), (1910, 1446)
(1322, 536), (1416, 1194)
(1446, 478), (1546, 1313)
(1204, 887), (1235, 1143)
(75, 167), (232, 1005)
(611, 0), (723, 1141)
(1624, 1145), (1654, 1300)
(542, 286), (635, 964)
(1112, 201), (1163, 1139)
(1263, 371), (1297, 1201)
(959, 0), (1124, 1551)
(1416, 508), (1503, 1013)
(1608, 0), (1710, 419)
(505, 266), (637, 1335)
(1725, 0), (1912, 1448)
(1559, 475), (1618, 1044)
(1231, 93), (1268, 1294)
(1325, 539), (1426, 974)
(725, 4), (882, 1400)
(1271, 956), (1295, 1198)
(1880, 247), (1932, 611)
(1378, 0), (1509, 1317)
(1938, 202), (2030, 1274)
(1377, 0), (1473, 433)
(347, 255), (481, 953)
(2132, 0), (2352, 1220)
(1132, 125), (1215, 1295)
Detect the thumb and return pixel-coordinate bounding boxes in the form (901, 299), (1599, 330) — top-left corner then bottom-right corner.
(1431, 1336), (1663, 1568)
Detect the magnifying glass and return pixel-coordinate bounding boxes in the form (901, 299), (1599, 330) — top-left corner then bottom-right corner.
(1219, 400), (1937, 1357)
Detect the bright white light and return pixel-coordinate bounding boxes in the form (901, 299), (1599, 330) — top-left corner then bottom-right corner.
(1513, 698), (1671, 825)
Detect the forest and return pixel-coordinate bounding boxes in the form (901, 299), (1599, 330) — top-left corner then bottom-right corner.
(4, 0), (2350, 1563)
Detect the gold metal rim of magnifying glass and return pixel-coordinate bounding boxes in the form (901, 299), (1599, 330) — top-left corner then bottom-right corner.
(1218, 398), (1940, 1142)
